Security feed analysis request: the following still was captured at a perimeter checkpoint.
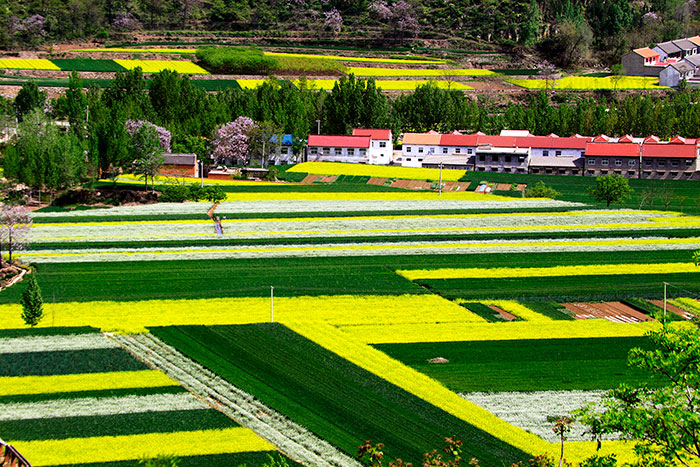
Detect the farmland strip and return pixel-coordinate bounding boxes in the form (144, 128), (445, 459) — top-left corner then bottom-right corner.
(0, 333), (115, 353)
(0, 348), (148, 376)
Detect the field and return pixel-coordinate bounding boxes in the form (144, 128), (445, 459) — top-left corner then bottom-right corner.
(2, 161), (699, 466)
(346, 67), (496, 77)
(291, 78), (473, 90)
(0, 327), (284, 466)
(0, 59), (60, 70)
(507, 76), (667, 90)
(113, 59), (209, 74)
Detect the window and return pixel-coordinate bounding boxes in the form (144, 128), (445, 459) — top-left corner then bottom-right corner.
(467, 149), (473, 154)
(360, 149), (367, 156)
(601, 159), (609, 166)
(335, 148), (342, 155)
(310, 147), (318, 155)
(406, 158), (411, 161)
(531, 168), (540, 174)
(543, 150), (549, 157)
(615, 159), (622, 167)
(686, 160), (693, 166)
(281, 147), (288, 155)
(478, 155), (486, 161)
(555, 150), (562, 156)
(573, 170), (579, 175)
(658, 160), (665, 167)
(347, 148), (355, 156)
(418, 158), (423, 162)
(418, 147), (424, 153)
(455, 148), (461, 154)
(442, 148), (448, 154)
(587, 159), (596, 165)
(587, 170), (595, 175)
(672, 160), (679, 167)
(628, 160), (636, 166)
(601, 170), (608, 174)
(518, 157), (525, 163)
(628, 171), (636, 175)
(406, 146), (412, 153)
(545, 169), (553, 174)
(504, 168), (512, 172)
(645, 160), (652, 167)
(492, 156), (499, 163)
(559, 169), (566, 174)
(379, 141), (386, 148)
(505, 156), (512, 163)
(323, 147), (330, 155)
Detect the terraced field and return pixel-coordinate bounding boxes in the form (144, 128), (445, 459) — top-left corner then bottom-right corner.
(1, 162), (698, 466)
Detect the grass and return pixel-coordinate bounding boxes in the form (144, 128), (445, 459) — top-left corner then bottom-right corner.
(0, 385), (185, 405)
(49, 59), (127, 72)
(264, 51), (446, 64)
(417, 272), (700, 301)
(0, 326), (97, 338)
(65, 452), (300, 467)
(373, 337), (656, 392)
(2, 409), (237, 441)
(519, 301), (575, 320)
(460, 302), (507, 322)
(151, 323), (529, 466)
(0, 250), (694, 304)
(507, 76), (667, 90)
(0, 348), (148, 377)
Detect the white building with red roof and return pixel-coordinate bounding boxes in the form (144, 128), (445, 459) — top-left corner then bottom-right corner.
(352, 128), (393, 165)
(307, 134), (371, 163)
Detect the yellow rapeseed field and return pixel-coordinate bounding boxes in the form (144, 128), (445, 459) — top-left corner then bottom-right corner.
(114, 59), (209, 74)
(0, 370), (176, 396)
(398, 262), (700, 280)
(13, 428), (274, 466)
(0, 59), (60, 70)
(508, 76), (667, 90)
(265, 51), (445, 64)
(289, 161), (466, 181)
(292, 78), (472, 90)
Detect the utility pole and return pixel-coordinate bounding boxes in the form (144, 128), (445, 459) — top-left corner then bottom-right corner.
(438, 163), (444, 196)
(199, 160), (204, 187)
(663, 282), (667, 324)
(316, 120), (321, 135)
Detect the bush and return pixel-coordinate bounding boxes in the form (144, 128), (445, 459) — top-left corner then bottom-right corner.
(525, 181), (560, 199)
(158, 184), (225, 203)
(158, 184), (189, 203)
(195, 47), (278, 74)
(203, 185), (225, 203)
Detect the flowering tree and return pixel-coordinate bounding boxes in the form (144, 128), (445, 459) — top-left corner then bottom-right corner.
(112, 11), (141, 31)
(0, 205), (33, 265)
(210, 117), (258, 165)
(125, 120), (171, 153)
(369, 0), (419, 38)
(323, 8), (343, 35)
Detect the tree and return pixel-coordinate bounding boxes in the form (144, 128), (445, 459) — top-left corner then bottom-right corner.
(0, 204), (33, 265)
(575, 324), (700, 467)
(14, 81), (46, 123)
(210, 117), (258, 165)
(128, 123), (166, 191)
(546, 416), (573, 467)
(525, 181), (560, 199)
(249, 120), (284, 168)
(20, 273), (43, 327)
(587, 174), (632, 207)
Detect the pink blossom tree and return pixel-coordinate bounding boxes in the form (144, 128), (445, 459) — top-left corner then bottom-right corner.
(125, 119), (171, 152)
(369, 0), (419, 38)
(210, 117), (258, 165)
(0, 205), (33, 265)
(323, 8), (343, 35)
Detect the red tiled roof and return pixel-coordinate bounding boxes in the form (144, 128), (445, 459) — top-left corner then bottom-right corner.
(516, 136), (589, 149)
(586, 142), (640, 157)
(593, 134), (611, 142)
(402, 133), (442, 145)
(440, 134), (479, 146)
(670, 135), (687, 144)
(644, 135), (660, 143)
(477, 135), (517, 147)
(619, 135), (635, 143)
(308, 134), (370, 148)
(633, 47), (660, 59)
(643, 143), (697, 158)
(352, 128), (391, 140)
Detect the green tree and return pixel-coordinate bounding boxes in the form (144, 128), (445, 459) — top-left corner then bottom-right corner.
(20, 273), (43, 327)
(55, 71), (89, 139)
(525, 181), (560, 199)
(14, 81), (46, 123)
(138, 454), (180, 467)
(587, 174), (632, 207)
(129, 124), (166, 191)
(575, 324), (700, 467)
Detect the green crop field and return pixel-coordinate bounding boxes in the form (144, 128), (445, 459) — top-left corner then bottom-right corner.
(374, 337), (656, 392)
(151, 323), (530, 466)
(50, 59), (127, 72)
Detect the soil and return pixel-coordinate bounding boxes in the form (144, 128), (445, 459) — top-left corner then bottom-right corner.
(562, 302), (654, 323)
(488, 305), (518, 321)
(0, 260), (29, 290)
(52, 187), (159, 207)
(649, 299), (698, 321)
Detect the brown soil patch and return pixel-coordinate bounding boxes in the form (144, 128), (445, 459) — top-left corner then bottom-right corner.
(488, 305), (518, 321)
(562, 302), (653, 323)
(649, 300), (698, 321)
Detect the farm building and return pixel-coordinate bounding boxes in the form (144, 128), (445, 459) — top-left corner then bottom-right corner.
(307, 135), (371, 164)
(160, 153), (199, 177)
(653, 40), (683, 62)
(584, 142), (640, 177)
(673, 38), (699, 58)
(399, 131), (442, 167)
(640, 137), (700, 179)
(268, 134), (298, 165)
(474, 136), (530, 173)
(621, 48), (664, 76)
(659, 60), (695, 87)
(352, 128), (393, 165)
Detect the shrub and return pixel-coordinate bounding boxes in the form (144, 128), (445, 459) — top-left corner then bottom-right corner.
(195, 47), (278, 74)
(525, 181), (560, 199)
(158, 184), (189, 203)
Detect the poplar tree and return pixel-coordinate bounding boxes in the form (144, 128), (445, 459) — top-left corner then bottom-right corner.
(20, 273), (43, 327)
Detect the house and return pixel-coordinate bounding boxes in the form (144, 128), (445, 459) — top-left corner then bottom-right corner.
(688, 36), (700, 51)
(160, 153), (198, 177)
(268, 134), (297, 165)
(473, 136), (530, 173)
(522, 135), (590, 175)
(352, 128), (393, 165)
(673, 38), (698, 58)
(399, 131), (442, 167)
(640, 138), (699, 179)
(621, 48), (663, 76)
(421, 154), (474, 170)
(584, 143), (640, 177)
(528, 156), (584, 176)
(653, 41), (683, 62)
(659, 60), (695, 87)
(307, 134), (371, 163)
(437, 133), (479, 161)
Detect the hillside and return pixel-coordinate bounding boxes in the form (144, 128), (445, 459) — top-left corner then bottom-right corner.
(1, 0), (696, 68)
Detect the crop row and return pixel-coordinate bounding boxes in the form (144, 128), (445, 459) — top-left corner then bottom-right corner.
(346, 66), (496, 77)
(151, 323), (529, 466)
(507, 76), (666, 90)
(373, 336), (655, 392)
(0, 58), (208, 73)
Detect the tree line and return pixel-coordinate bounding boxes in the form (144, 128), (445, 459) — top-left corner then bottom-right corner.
(5, 69), (700, 192)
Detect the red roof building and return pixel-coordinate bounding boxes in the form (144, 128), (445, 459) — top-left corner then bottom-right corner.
(352, 128), (392, 140)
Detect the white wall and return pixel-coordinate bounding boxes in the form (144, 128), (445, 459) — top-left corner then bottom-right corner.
(307, 146), (369, 163)
(530, 148), (585, 158)
(368, 138), (392, 165)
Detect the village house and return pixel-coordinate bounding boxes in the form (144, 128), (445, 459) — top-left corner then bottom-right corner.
(399, 131), (442, 167)
(640, 136), (700, 180)
(352, 128), (393, 165)
(659, 60), (696, 87)
(268, 134), (297, 165)
(621, 48), (664, 76)
(653, 40), (683, 62)
(160, 153), (199, 177)
(584, 141), (640, 177)
(474, 135), (530, 173)
(307, 134), (371, 163)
